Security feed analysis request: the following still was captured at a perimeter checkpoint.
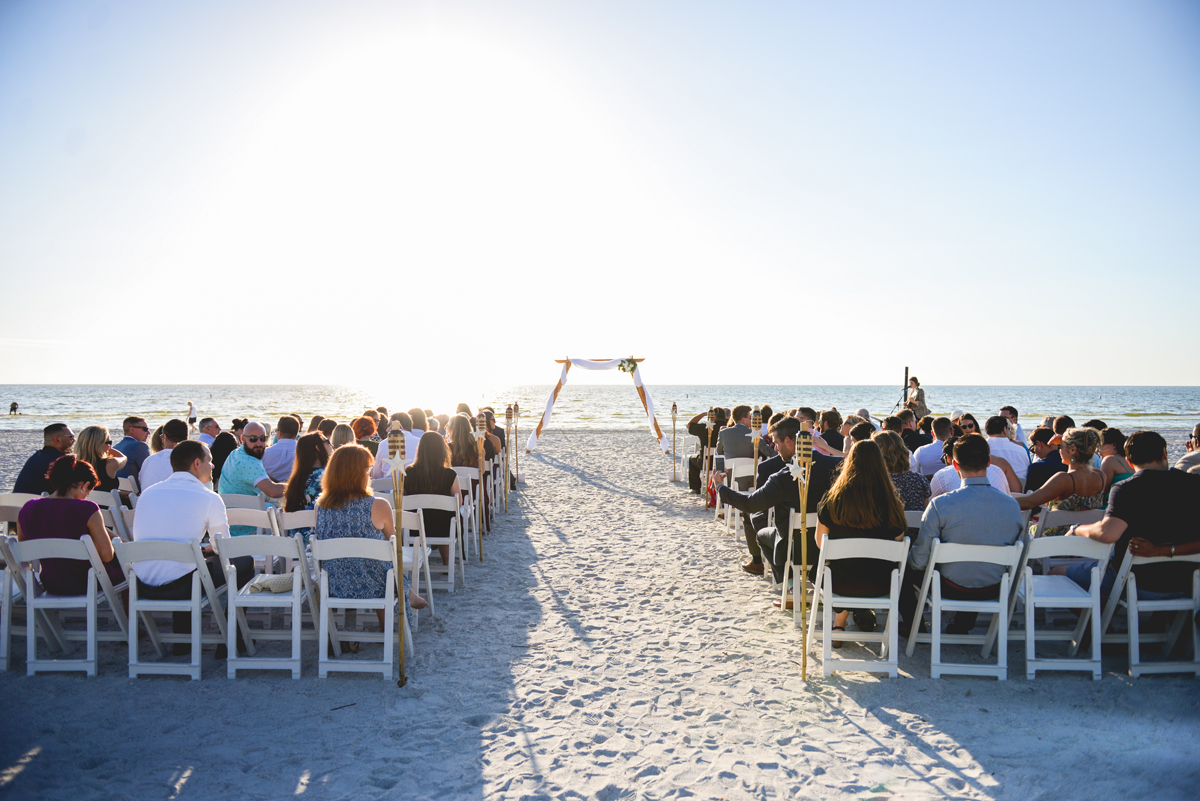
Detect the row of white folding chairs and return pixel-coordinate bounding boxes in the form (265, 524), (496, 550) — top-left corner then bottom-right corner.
(0, 526), (417, 680)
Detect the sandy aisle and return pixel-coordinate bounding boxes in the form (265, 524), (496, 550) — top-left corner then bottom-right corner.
(1, 429), (1198, 800)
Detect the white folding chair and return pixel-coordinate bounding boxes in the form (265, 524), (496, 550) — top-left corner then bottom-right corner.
(117, 475), (140, 496)
(722, 461), (756, 535)
(0, 493), (40, 537)
(311, 535), (408, 679)
(1020, 536), (1113, 679)
(0, 536), (68, 670)
(452, 466), (481, 556)
(905, 539), (1026, 679)
(7, 535), (128, 677)
(805, 537), (910, 677)
(403, 495), (464, 592)
(393, 508), (433, 621)
(1117, 553), (1200, 678)
(114, 538), (228, 681)
(778, 511), (820, 594)
(215, 533), (316, 679)
(371, 477), (394, 495)
(87, 489), (133, 541)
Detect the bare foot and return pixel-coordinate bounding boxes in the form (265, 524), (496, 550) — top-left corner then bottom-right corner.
(408, 590), (428, 610)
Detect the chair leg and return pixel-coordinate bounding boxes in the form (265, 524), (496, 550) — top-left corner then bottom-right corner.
(291, 593), (302, 680)
(1127, 577), (1140, 676)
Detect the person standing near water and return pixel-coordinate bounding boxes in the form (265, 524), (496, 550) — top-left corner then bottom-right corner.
(8, 402), (17, 415)
(906, 377), (929, 419)
(185, 401), (197, 432)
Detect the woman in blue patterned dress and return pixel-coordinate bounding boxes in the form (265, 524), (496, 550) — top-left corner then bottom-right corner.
(315, 444), (426, 633)
(284, 432), (333, 542)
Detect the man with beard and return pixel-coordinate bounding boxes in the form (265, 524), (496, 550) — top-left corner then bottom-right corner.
(218, 420), (285, 535)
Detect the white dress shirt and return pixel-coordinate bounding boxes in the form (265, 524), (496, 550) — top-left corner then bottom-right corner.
(987, 436), (1031, 483)
(912, 439), (949, 477)
(371, 430), (421, 479)
(138, 449), (175, 490)
(262, 438), (298, 482)
(131, 471), (230, 586)
(929, 464), (1010, 499)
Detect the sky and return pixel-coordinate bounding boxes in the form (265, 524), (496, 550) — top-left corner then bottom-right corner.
(1, 1), (1198, 395)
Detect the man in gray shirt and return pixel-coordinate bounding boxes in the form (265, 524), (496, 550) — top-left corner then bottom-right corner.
(901, 433), (1024, 634)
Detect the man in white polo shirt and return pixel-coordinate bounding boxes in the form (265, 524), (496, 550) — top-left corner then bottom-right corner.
(132, 440), (253, 656)
(137, 418), (189, 490)
(984, 415), (1031, 486)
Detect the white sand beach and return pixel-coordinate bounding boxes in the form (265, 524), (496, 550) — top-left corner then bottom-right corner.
(2, 429), (1199, 800)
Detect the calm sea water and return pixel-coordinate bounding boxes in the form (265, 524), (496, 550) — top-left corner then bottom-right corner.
(1, 384), (1196, 434)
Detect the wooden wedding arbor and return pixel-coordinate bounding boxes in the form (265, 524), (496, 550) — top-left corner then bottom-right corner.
(525, 358), (669, 453)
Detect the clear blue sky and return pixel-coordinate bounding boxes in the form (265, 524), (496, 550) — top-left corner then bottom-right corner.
(2, 1), (1197, 393)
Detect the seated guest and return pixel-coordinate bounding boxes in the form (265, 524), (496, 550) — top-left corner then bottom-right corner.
(718, 405), (755, 489)
(818, 409), (844, 451)
(902, 434), (1024, 633)
(209, 430), (239, 488)
(197, 418), (221, 447)
(447, 413), (498, 517)
(898, 409), (932, 453)
(1024, 427), (1067, 492)
(138, 419), (190, 490)
(848, 421), (876, 445)
(881, 416), (903, 434)
(352, 416), (379, 456)
(74, 425), (127, 493)
(403, 431), (462, 566)
(229, 418), (248, 444)
(317, 418), (338, 439)
(114, 416), (152, 482)
(816, 439), (907, 637)
(1098, 428), (1135, 502)
(1038, 415), (1056, 430)
(307, 415), (326, 433)
(1174, 424), (1200, 472)
(686, 408), (728, 493)
(1067, 430), (1200, 599)
(1053, 415), (1075, 436)
(757, 405), (773, 438)
(839, 414), (865, 442)
(262, 415), (301, 482)
(371, 413), (421, 479)
(315, 444), (426, 634)
(133, 440), (252, 655)
(483, 408), (506, 453)
(999, 405), (1025, 445)
(715, 417), (839, 586)
(873, 431), (930, 511)
(913, 417), (953, 479)
(918, 416), (934, 438)
(13, 423), (76, 495)
(16, 455), (124, 593)
(149, 425), (165, 454)
(331, 424), (356, 449)
(956, 413), (981, 436)
(408, 408), (429, 433)
(1014, 427), (1105, 534)
(855, 408), (881, 431)
(929, 436), (1012, 498)
(218, 421), (285, 535)
(361, 410), (383, 440)
(985, 415), (1031, 486)
(283, 432), (333, 542)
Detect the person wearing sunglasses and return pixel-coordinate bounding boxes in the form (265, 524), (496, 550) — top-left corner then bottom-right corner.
(137, 418), (191, 490)
(218, 420), (286, 535)
(74, 425), (128, 493)
(113, 416), (152, 483)
(1175, 424), (1200, 473)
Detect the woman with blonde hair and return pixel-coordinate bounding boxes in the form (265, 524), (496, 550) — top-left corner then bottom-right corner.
(815, 439), (908, 642)
(314, 445), (426, 636)
(330, 423), (356, 450)
(872, 430), (930, 511)
(1014, 427), (1106, 535)
(74, 425), (127, 493)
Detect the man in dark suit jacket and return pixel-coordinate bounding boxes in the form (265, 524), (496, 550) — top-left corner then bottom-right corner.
(717, 417), (840, 583)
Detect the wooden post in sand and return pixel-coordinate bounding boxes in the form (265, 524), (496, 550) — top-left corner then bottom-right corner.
(513, 403), (520, 491)
(704, 407), (715, 506)
(387, 427), (408, 687)
(671, 402), (678, 482)
(784, 428), (814, 681)
(751, 406), (762, 488)
(504, 405), (513, 513)
(476, 411), (487, 560)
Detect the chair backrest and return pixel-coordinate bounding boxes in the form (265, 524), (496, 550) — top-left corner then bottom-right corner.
(371, 477), (395, 494)
(225, 508), (276, 532)
(453, 466), (481, 484)
(220, 493), (266, 510)
(730, 463), (755, 481)
(311, 535), (395, 565)
(786, 510), (820, 534)
(86, 490), (119, 509)
(1026, 536), (1113, 562)
(277, 509), (316, 534)
(0, 493), (40, 507)
(1031, 507), (1106, 539)
(1129, 552), (1200, 569)
(115, 537), (203, 567)
(402, 494), (459, 514)
(904, 510), (924, 528)
(821, 536), (910, 565)
(724, 457), (754, 472)
(8, 535), (90, 565)
(117, 476), (140, 495)
(932, 540), (1025, 571)
(215, 533), (302, 562)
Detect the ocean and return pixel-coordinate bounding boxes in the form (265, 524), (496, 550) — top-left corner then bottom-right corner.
(1, 384), (1197, 435)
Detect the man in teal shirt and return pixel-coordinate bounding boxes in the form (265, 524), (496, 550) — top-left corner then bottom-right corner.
(218, 421), (285, 535)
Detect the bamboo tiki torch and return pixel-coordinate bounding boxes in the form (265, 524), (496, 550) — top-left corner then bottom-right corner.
(513, 403), (520, 491)
(504, 405), (513, 513)
(795, 429), (814, 681)
(751, 406), (762, 488)
(671, 402), (678, 482)
(387, 425), (408, 687)
(476, 411), (487, 560)
(704, 407), (715, 505)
